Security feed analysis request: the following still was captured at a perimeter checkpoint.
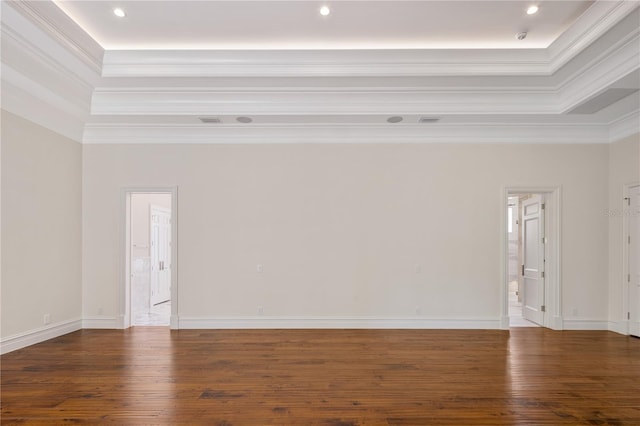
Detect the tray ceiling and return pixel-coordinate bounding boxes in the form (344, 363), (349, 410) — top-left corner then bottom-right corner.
(53, 0), (593, 50)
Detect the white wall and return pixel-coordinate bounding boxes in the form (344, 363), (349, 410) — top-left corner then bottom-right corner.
(607, 133), (640, 332)
(1, 110), (82, 346)
(82, 143), (609, 328)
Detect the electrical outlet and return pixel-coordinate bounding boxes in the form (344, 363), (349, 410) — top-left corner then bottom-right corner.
(43, 314), (51, 325)
(572, 308), (578, 317)
(256, 264), (263, 273)
(415, 306), (422, 315)
(258, 306), (264, 315)
(415, 264), (421, 274)
(98, 307), (103, 315)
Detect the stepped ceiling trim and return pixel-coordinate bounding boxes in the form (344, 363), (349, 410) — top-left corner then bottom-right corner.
(1, 0), (639, 144)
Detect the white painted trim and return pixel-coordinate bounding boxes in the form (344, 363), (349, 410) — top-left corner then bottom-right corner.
(176, 316), (502, 330)
(558, 30), (640, 113)
(501, 186), (563, 330)
(608, 320), (629, 335)
(7, 0), (104, 73)
(563, 320), (610, 330)
(547, 0), (640, 73)
(0, 318), (82, 355)
(102, 49), (549, 78)
(1, 78), (85, 142)
(121, 187), (179, 330)
(90, 88), (558, 116)
(1, 2), (100, 86)
(82, 316), (120, 329)
(82, 123), (610, 145)
(609, 111), (640, 143)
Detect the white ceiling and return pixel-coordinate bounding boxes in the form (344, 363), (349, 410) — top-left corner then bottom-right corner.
(2, 0), (638, 144)
(53, 0), (594, 50)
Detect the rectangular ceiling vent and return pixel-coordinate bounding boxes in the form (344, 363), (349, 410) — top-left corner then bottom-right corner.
(198, 116), (221, 124)
(419, 116), (441, 123)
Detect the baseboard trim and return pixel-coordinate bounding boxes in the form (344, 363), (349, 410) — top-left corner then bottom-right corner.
(551, 315), (564, 330)
(82, 316), (120, 329)
(607, 320), (629, 335)
(177, 316), (502, 330)
(0, 318), (82, 355)
(562, 319), (610, 330)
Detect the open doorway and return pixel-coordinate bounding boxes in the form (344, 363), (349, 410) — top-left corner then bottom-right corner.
(625, 184), (640, 337)
(122, 187), (177, 329)
(503, 186), (561, 330)
(130, 193), (172, 326)
(507, 195), (541, 327)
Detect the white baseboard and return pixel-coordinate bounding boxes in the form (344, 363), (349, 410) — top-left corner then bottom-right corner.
(176, 316), (502, 330)
(608, 320), (629, 335)
(0, 318), (82, 355)
(562, 319), (610, 330)
(82, 316), (119, 329)
(550, 315), (564, 330)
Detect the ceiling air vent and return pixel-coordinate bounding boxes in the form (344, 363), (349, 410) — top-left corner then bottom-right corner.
(419, 117), (441, 123)
(198, 116), (221, 124)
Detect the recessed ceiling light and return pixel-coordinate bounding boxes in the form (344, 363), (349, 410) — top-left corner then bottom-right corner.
(387, 116), (403, 123)
(113, 8), (126, 18)
(236, 116), (253, 124)
(320, 6), (331, 16)
(527, 5), (539, 15)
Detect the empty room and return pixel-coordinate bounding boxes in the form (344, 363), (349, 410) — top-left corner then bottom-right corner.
(1, 0), (639, 424)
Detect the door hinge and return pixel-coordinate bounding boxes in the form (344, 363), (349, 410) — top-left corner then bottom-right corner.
(541, 203), (545, 210)
(521, 264), (525, 276)
(541, 305), (546, 312)
(542, 271), (545, 279)
(625, 197), (631, 206)
(628, 312), (631, 320)
(629, 274), (631, 282)
(629, 235), (631, 244)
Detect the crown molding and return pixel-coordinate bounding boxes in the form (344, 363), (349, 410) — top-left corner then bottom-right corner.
(82, 122), (609, 145)
(558, 30), (640, 112)
(608, 110), (640, 142)
(90, 87), (557, 116)
(5, 0), (104, 74)
(101, 48), (551, 78)
(547, 0), (640, 73)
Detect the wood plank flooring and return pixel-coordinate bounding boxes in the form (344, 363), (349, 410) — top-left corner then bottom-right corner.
(2, 328), (639, 425)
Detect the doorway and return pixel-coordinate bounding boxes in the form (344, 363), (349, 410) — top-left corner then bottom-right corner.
(122, 188), (178, 329)
(507, 194), (541, 327)
(502, 187), (562, 330)
(626, 184), (640, 337)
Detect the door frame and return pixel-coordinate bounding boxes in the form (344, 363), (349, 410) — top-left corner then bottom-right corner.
(500, 185), (562, 330)
(622, 182), (640, 335)
(121, 187), (178, 329)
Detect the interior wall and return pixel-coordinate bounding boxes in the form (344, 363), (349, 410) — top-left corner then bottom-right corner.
(607, 133), (640, 331)
(82, 143), (609, 327)
(1, 110), (82, 338)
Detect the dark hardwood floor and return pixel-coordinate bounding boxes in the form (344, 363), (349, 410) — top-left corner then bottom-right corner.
(1, 328), (639, 425)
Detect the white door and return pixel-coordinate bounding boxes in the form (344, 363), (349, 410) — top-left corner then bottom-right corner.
(629, 185), (640, 337)
(522, 194), (545, 325)
(150, 206), (171, 306)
